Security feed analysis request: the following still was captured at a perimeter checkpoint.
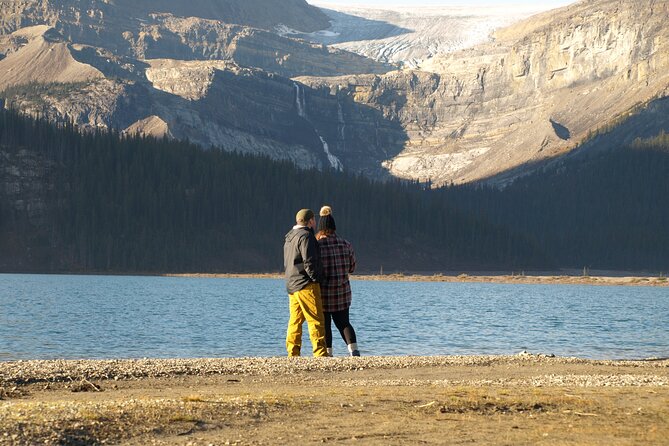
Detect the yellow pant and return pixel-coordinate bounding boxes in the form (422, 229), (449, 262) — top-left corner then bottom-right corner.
(286, 283), (328, 357)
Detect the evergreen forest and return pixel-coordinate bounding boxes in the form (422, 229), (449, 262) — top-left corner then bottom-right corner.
(0, 109), (667, 273)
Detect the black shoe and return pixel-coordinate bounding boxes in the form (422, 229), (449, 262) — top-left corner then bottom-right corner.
(350, 350), (360, 357)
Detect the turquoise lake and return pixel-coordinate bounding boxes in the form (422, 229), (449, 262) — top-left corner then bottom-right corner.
(0, 274), (667, 360)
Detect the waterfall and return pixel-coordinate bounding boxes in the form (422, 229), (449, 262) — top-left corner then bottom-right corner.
(294, 82), (306, 118)
(318, 134), (344, 172)
(293, 81), (344, 172)
(337, 99), (346, 141)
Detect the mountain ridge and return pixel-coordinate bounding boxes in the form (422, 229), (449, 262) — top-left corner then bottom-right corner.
(0, 0), (331, 34)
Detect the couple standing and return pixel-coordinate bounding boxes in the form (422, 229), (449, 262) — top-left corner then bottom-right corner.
(283, 206), (359, 357)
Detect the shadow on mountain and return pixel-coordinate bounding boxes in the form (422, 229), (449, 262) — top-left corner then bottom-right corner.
(292, 7), (413, 46)
(50, 11), (392, 78)
(123, 70), (408, 178)
(70, 46), (151, 83)
(114, 0), (332, 33)
(550, 118), (570, 141)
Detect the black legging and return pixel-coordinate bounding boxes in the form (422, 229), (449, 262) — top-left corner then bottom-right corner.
(324, 308), (357, 348)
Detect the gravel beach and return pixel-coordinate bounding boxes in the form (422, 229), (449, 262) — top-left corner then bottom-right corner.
(2, 354), (669, 385)
(1, 354), (668, 445)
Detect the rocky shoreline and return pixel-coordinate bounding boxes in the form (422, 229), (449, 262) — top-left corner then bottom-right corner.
(2, 354), (668, 387)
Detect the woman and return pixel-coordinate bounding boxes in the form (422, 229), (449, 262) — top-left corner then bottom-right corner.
(316, 206), (360, 356)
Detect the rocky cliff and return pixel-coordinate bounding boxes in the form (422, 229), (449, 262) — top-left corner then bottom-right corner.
(0, 0), (386, 77)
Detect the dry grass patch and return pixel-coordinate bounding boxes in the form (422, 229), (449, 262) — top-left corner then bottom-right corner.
(0, 396), (283, 445)
(412, 387), (598, 417)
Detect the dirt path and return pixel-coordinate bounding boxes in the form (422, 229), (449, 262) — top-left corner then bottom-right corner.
(1, 355), (668, 445)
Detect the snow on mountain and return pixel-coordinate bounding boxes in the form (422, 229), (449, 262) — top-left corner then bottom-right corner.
(286, 3), (561, 67)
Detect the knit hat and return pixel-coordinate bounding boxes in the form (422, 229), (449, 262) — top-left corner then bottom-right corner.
(295, 208), (315, 225)
(318, 205), (337, 232)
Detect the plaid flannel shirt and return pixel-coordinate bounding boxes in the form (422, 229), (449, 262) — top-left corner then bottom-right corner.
(317, 234), (356, 312)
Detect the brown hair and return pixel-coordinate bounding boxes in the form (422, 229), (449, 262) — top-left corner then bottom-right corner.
(317, 228), (335, 239)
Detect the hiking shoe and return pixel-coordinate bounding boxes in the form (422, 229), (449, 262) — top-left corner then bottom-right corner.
(350, 350), (361, 357)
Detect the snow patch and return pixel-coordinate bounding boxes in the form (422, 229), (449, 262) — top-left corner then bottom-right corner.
(275, 24), (341, 38)
(294, 3), (561, 65)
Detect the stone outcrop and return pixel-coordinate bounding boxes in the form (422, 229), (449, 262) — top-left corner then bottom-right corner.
(3, 78), (149, 131)
(121, 16), (390, 77)
(123, 115), (172, 139)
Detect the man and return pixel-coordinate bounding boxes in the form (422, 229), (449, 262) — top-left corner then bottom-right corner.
(283, 208), (329, 357)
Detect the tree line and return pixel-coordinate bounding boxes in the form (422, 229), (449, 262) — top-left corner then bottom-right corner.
(0, 108), (545, 273)
(0, 108), (667, 273)
(440, 137), (669, 272)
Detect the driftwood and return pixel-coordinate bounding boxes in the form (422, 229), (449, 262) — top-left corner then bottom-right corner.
(71, 378), (103, 393)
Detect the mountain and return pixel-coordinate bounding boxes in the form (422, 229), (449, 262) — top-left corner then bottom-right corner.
(0, 1), (386, 77)
(300, 0), (669, 185)
(0, 0), (668, 185)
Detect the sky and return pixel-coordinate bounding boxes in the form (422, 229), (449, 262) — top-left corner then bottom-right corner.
(310, 0), (574, 6)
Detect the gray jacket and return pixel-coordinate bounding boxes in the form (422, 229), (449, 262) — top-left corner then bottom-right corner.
(284, 226), (323, 294)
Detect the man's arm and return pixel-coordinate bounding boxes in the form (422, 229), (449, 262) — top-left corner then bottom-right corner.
(283, 242), (289, 272)
(300, 234), (322, 283)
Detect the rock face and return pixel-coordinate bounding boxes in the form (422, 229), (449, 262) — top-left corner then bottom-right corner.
(124, 115), (171, 139)
(0, 0), (668, 185)
(123, 16), (389, 77)
(138, 62), (404, 173)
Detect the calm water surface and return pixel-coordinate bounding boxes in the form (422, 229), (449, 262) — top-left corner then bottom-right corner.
(0, 274), (667, 360)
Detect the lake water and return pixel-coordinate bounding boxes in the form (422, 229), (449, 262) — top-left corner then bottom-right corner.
(0, 274), (667, 361)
